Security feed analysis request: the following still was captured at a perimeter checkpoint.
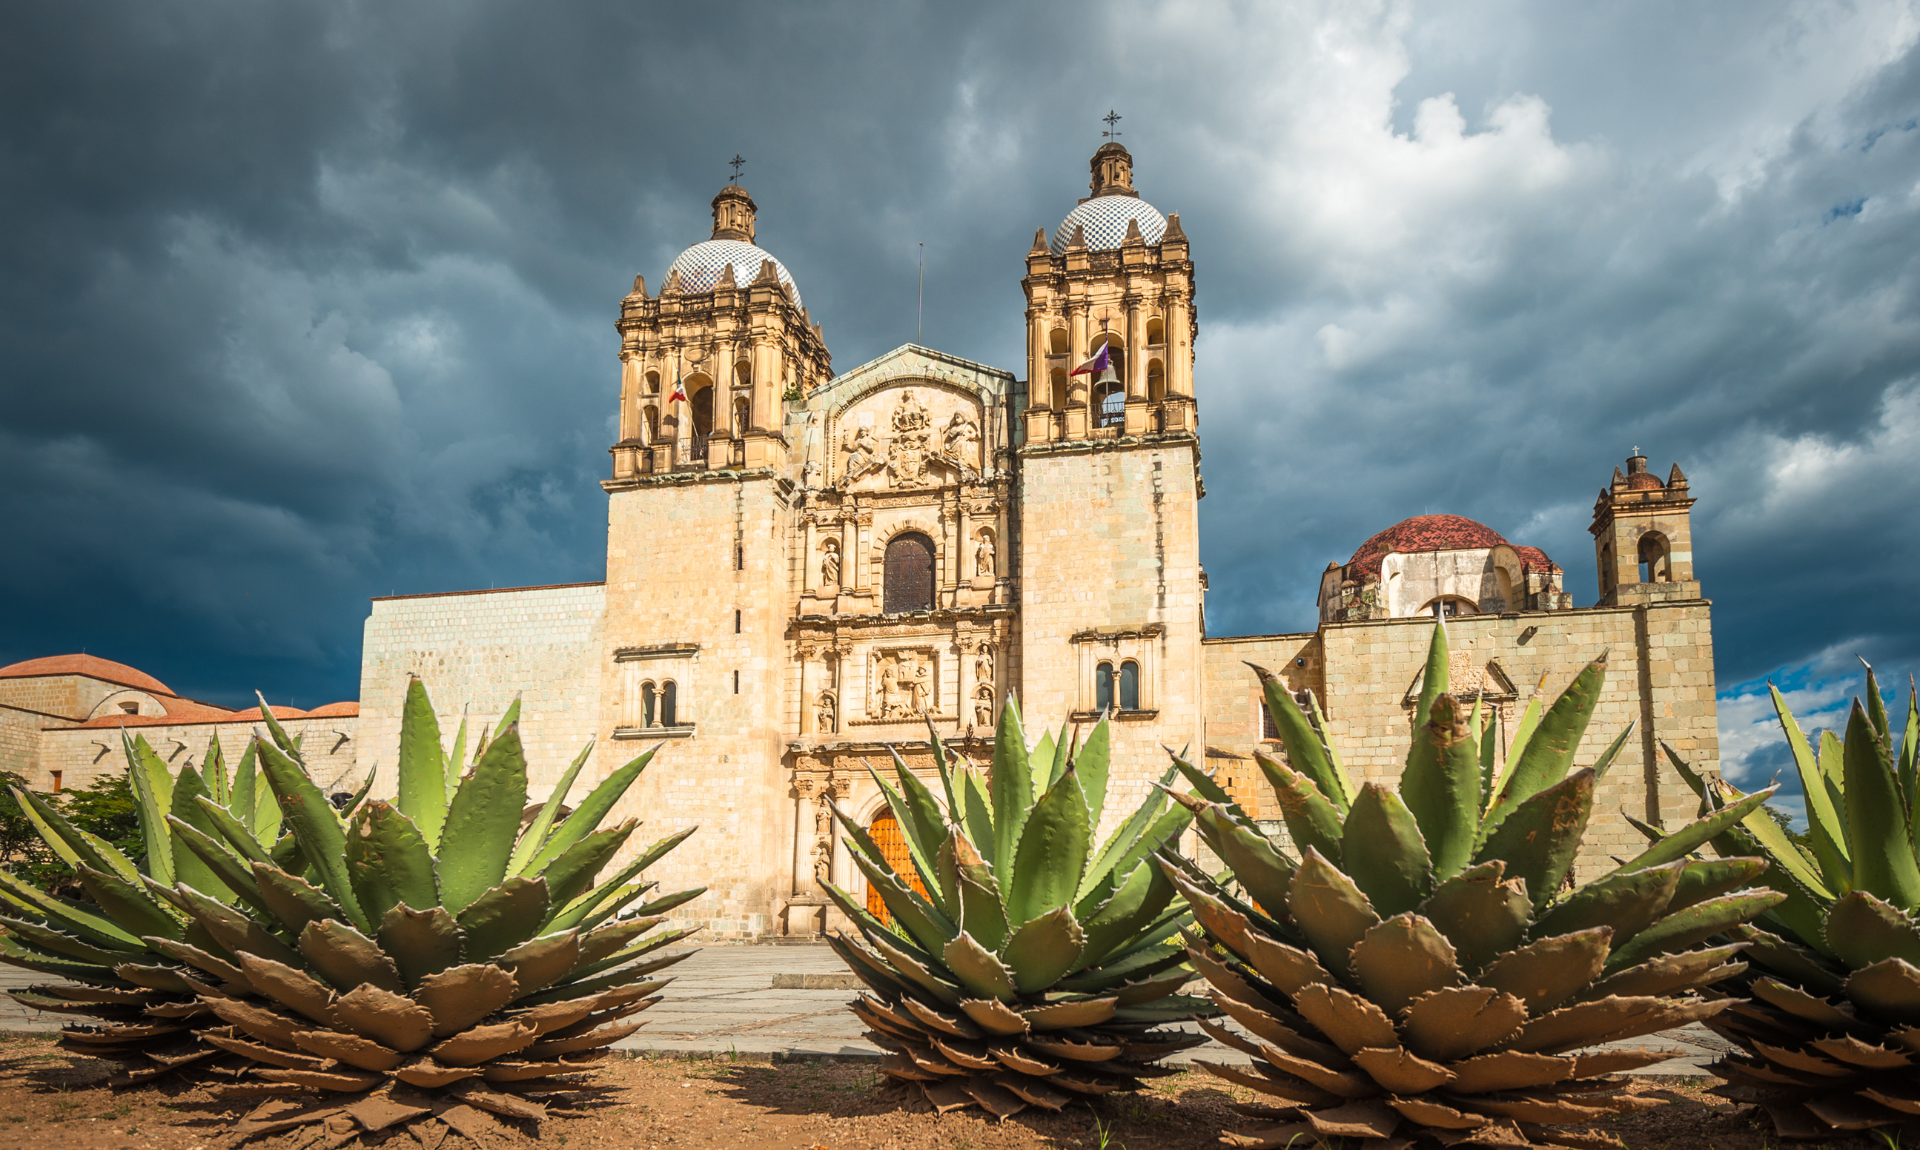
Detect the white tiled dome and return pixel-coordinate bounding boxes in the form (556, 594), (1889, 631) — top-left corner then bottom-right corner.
(1049, 196), (1168, 254)
(667, 239), (801, 307)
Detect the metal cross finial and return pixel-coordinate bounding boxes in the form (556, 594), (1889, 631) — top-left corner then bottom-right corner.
(1632, 445), (1640, 456)
(1102, 110), (1122, 139)
(728, 155), (745, 183)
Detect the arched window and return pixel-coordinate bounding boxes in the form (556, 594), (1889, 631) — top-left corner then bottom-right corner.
(641, 681), (657, 728)
(1049, 328), (1069, 354)
(1049, 368), (1068, 412)
(1495, 565), (1516, 607)
(883, 532), (935, 613)
(645, 371), (660, 394)
(1423, 596), (1477, 618)
(734, 358), (752, 388)
(1095, 662), (1115, 712)
(689, 380), (714, 437)
(660, 680), (677, 727)
(1638, 532), (1670, 583)
(1119, 661), (1140, 711)
(1147, 358), (1165, 402)
(1146, 316), (1165, 345)
(644, 405), (660, 444)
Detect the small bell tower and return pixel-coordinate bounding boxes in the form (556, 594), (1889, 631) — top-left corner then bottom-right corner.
(1590, 451), (1701, 605)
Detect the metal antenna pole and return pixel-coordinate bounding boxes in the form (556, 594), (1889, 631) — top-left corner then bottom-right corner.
(917, 242), (924, 346)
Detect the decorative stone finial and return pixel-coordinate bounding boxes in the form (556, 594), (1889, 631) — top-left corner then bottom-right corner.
(1090, 142), (1138, 199)
(711, 183), (757, 242)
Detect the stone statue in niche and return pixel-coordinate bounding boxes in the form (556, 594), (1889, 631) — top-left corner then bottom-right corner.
(974, 685), (994, 729)
(974, 533), (996, 578)
(815, 691), (836, 735)
(820, 538), (840, 587)
(974, 646), (993, 687)
(943, 410), (980, 471)
(885, 390), (933, 486)
(811, 799), (833, 887)
(844, 426), (883, 483)
(801, 458), (820, 488)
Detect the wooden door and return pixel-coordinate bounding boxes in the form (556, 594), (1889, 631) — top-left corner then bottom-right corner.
(865, 811), (929, 925)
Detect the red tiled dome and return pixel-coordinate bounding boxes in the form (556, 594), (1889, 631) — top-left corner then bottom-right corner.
(1347, 515), (1509, 581)
(1625, 471), (1664, 490)
(305, 701), (360, 718)
(0, 654), (173, 696)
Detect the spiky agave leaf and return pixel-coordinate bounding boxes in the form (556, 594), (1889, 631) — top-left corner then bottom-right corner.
(166, 680), (704, 1133)
(818, 705), (1213, 1119)
(1660, 668), (1920, 1139)
(1174, 619), (1781, 1150)
(0, 730), (253, 1081)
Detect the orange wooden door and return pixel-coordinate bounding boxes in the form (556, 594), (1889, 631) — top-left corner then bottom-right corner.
(865, 812), (929, 925)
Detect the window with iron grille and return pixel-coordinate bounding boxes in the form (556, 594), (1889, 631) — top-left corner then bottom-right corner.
(883, 532), (935, 613)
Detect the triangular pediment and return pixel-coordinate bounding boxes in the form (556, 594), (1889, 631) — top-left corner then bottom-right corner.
(816, 344), (1015, 405)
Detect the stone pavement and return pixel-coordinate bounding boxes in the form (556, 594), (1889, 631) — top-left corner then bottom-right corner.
(2, 943), (1734, 1075)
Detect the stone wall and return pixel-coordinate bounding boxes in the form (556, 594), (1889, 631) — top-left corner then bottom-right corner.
(600, 472), (792, 941)
(37, 715), (360, 795)
(0, 705), (66, 779)
(1202, 601), (1718, 878)
(354, 582), (607, 803)
(1016, 436), (1206, 844)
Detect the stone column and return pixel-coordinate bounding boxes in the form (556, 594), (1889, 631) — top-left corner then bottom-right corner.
(839, 517), (856, 591)
(854, 513), (872, 591)
(956, 500), (970, 588)
(1126, 298), (1147, 399)
(1169, 296), (1191, 396)
(791, 775), (817, 897)
(802, 518), (817, 592)
(752, 338), (774, 431)
(1028, 310), (1046, 393)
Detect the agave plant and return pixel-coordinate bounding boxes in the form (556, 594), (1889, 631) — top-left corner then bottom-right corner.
(1652, 664), (1920, 1138)
(1166, 620), (1785, 1150)
(1, 730), (288, 1079)
(9, 680), (703, 1136)
(820, 705), (1214, 1118)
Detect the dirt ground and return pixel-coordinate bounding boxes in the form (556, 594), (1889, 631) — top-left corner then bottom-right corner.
(0, 1031), (1896, 1150)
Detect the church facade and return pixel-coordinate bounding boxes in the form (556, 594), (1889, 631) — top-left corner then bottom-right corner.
(2, 143), (1722, 941)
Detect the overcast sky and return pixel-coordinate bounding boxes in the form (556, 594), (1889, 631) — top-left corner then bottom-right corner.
(4, 0), (1917, 794)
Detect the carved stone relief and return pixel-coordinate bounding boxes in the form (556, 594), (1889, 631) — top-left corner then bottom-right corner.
(872, 648), (935, 719)
(836, 385), (985, 491)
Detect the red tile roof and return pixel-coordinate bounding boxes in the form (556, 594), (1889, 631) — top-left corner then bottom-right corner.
(0, 655), (173, 695)
(1625, 472), (1665, 490)
(305, 701), (359, 718)
(1345, 514), (1559, 582)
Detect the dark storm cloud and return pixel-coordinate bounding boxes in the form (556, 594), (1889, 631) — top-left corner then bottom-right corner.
(3, 0), (1918, 797)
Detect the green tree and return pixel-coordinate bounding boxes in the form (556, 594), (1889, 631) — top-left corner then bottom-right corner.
(0, 769), (142, 894)
(0, 771), (58, 882)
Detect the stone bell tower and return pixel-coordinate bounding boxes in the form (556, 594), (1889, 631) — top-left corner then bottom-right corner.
(1590, 451), (1701, 605)
(1015, 139), (1205, 815)
(607, 182), (831, 481)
